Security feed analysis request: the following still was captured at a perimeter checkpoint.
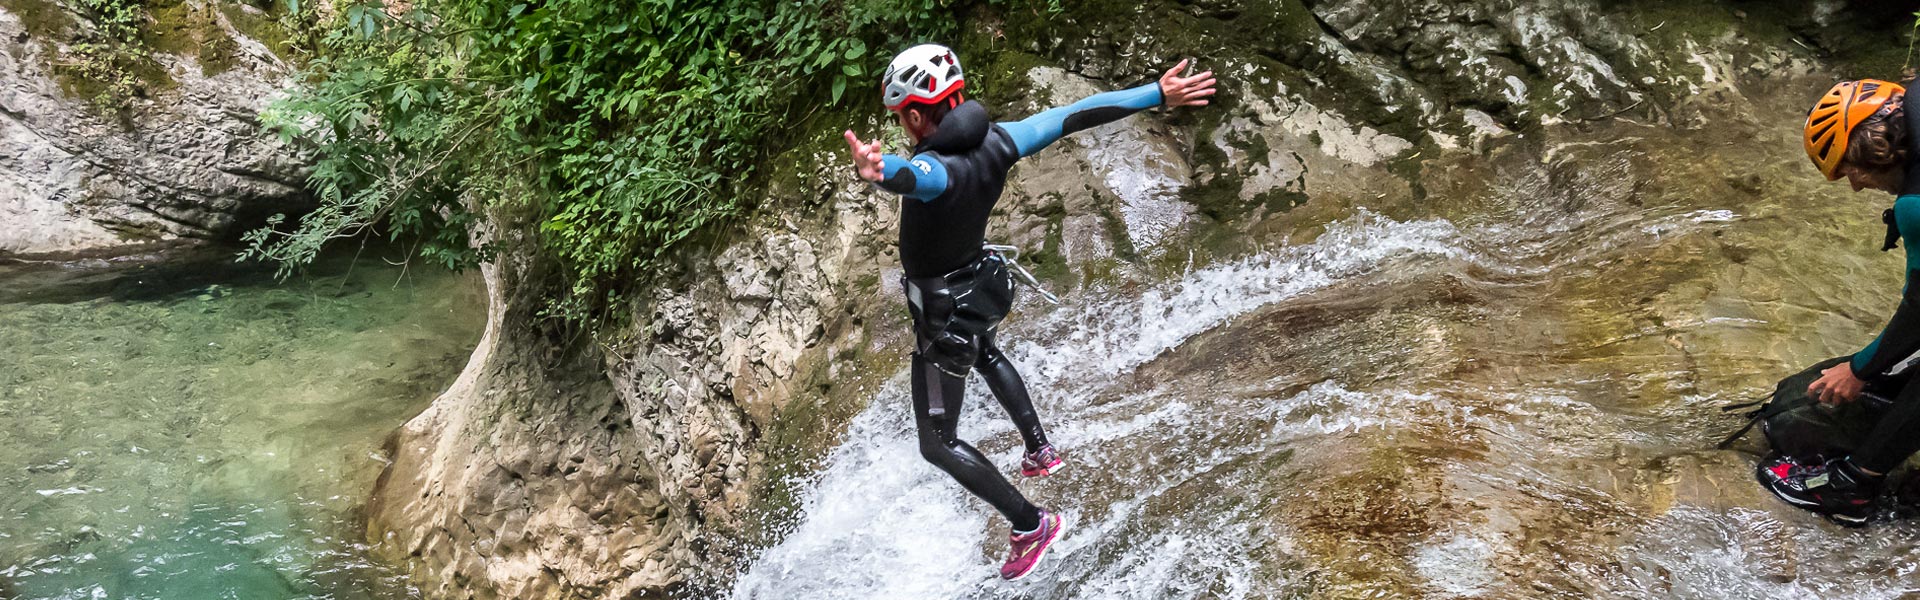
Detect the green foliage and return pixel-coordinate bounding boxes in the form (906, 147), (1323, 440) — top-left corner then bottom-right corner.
(1908, 11), (1920, 73)
(250, 0), (967, 323)
(272, 0), (330, 62)
(61, 0), (166, 109)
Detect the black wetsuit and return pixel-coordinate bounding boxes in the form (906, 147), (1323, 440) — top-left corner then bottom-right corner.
(874, 83), (1164, 530)
(1845, 89), (1920, 474)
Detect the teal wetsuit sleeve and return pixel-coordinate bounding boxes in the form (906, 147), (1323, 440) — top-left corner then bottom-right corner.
(1854, 194), (1920, 375)
(877, 153), (949, 202)
(997, 82), (1164, 158)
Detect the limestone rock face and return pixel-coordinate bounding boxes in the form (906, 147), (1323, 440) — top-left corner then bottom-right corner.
(0, 0), (307, 257)
(367, 166), (906, 597)
(366, 246), (697, 599)
(365, 0), (1884, 596)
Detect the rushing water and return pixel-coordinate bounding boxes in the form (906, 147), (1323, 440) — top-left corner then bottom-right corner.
(731, 110), (1920, 597)
(0, 248), (483, 599)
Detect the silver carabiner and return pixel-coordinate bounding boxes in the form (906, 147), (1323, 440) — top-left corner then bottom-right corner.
(983, 244), (1061, 305)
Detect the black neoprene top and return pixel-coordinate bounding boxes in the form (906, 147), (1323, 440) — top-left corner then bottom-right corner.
(875, 82), (1165, 277)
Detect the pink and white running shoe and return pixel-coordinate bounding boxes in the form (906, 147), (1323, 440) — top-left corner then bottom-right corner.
(1000, 510), (1067, 580)
(1019, 444), (1065, 477)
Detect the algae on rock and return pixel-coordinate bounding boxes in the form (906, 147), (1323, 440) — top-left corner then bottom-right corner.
(0, 0), (309, 257)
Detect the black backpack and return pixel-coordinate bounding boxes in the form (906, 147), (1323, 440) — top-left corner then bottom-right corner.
(1719, 356), (1902, 459)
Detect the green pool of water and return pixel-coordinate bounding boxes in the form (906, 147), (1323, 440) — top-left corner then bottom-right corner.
(0, 248), (484, 599)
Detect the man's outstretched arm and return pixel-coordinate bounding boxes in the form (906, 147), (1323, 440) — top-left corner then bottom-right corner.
(844, 130), (949, 201)
(998, 58), (1217, 158)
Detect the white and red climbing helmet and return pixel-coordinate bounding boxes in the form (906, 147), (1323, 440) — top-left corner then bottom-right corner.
(882, 44), (965, 110)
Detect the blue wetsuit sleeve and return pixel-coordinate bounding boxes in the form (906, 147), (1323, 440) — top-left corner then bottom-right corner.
(1854, 194), (1920, 376)
(876, 153), (949, 202)
(997, 82), (1164, 158)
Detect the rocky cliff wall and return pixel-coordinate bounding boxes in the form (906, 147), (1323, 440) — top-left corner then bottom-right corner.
(0, 0), (308, 257)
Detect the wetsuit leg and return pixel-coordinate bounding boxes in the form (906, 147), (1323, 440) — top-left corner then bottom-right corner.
(913, 353), (1044, 531)
(1850, 379), (1920, 473)
(976, 335), (1050, 454)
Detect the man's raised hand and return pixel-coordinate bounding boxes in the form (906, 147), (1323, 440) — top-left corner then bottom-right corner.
(844, 130), (885, 182)
(1159, 59), (1217, 108)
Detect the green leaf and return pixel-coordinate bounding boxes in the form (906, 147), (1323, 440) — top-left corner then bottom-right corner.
(831, 76), (846, 104)
(844, 39), (866, 59)
(842, 63), (863, 77)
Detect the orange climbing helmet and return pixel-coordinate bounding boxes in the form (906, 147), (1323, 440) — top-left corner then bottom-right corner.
(1806, 79), (1906, 180)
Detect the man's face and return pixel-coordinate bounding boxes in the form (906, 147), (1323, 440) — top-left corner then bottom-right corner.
(893, 107), (933, 141)
(1840, 162), (1904, 195)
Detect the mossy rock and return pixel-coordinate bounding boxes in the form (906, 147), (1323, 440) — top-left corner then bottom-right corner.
(1805, 5), (1920, 78)
(0, 0), (75, 39)
(20, 0), (289, 109)
(7, 0), (203, 108)
(143, 0), (195, 54)
(54, 48), (177, 108)
(145, 0), (240, 76)
(218, 0), (291, 62)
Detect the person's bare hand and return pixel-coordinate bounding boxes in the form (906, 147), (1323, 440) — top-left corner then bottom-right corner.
(1159, 58), (1216, 108)
(844, 130), (884, 182)
(1809, 361), (1866, 405)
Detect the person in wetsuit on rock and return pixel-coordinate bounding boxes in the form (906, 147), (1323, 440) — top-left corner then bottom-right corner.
(1761, 79), (1920, 526)
(842, 44), (1215, 577)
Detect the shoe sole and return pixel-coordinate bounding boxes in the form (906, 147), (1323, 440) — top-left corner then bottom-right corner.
(1825, 512), (1871, 528)
(1003, 514), (1068, 580)
(1766, 486), (1823, 508)
(1021, 461), (1064, 478)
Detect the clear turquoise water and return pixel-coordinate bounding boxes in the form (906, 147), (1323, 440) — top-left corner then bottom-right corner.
(0, 249), (483, 599)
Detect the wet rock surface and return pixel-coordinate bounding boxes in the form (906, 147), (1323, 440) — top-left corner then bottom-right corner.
(0, 0), (307, 257)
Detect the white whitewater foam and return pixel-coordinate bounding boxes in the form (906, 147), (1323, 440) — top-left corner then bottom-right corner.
(1010, 210), (1468, 384)
(1602, 506), (1920, 600)
(729, 212), (1468, 599)
(1414, 533), (1497, 597)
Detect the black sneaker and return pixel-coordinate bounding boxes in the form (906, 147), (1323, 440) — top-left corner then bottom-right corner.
(1757, 454), (1880, 527)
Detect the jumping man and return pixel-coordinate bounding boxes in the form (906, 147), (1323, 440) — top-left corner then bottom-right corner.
(842, 44), (1216, 578)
